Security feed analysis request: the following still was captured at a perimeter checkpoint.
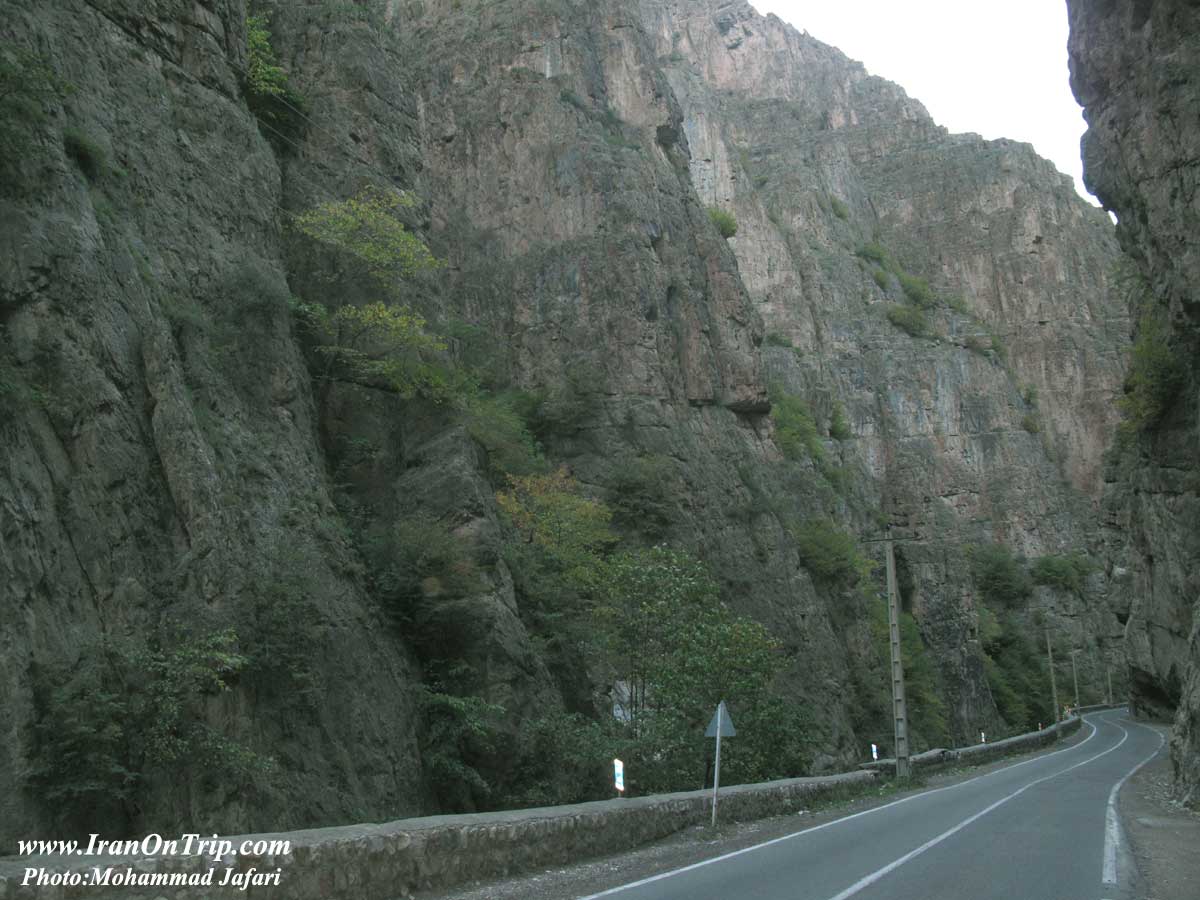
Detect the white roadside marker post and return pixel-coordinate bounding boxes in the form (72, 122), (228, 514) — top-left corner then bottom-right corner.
(613, 758), (624, 798)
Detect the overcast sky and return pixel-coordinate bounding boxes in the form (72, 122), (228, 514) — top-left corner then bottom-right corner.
(750, 0), (1097, 204)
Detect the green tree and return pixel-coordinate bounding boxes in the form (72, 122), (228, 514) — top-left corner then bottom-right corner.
(292, 187), (453, 401)
(497, 467), (617, 631)
(595, 547), (808, 792)
(293, 187), (442, 283)
(971, 543), (1031, 608)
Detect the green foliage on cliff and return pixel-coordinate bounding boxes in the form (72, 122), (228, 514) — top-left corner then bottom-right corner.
(978, 606), (1052, 733)
(242, 13), (307, 148)
(464, 391), (546, 477)
(770, 387), (824, 462)
(793, 519), (873, 585)
(708, 206), (738, 238)
(62, 127), (105, 181)
(293, 300), (457, 400)
(856, 242), (892, 268)
(294, 187), (442, 282)
(829, 401), (852, 440)
(29, 630), (270, 832)
(420, 686), (505, 810)
(608, 453), (676, 536)
(493, 484), (811, 800)
(1030, 553), (1092, 594)
(898, 271), (934, 308)
(970, 543), (1031, 608)
(292, 188), (462, 402)
(0, 43), (73, 186)
(864, 602), (949, 750)
(886, 304), (930, 338)
(1119, 305), (1185, 432)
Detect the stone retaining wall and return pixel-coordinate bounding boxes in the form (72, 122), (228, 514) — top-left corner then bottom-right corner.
(861, 714), (1087, 775)
(0, 771), (873, 900)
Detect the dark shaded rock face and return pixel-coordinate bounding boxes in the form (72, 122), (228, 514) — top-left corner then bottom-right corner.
(0, 0), (1132, 845)
(1068, 0), (1200, 807)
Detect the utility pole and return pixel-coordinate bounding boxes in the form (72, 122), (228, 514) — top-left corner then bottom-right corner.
(1106, 660), (1113, 706)
(1046, 627), (1061, 733)
(1069, 649), (1081, 712)
(885, 531), (911, 778)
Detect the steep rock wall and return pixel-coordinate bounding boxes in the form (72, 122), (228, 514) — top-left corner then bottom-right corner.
(0, 0), (427, 849)
(639, 0), (1129, 729)
(1068, 0), (1200, 806)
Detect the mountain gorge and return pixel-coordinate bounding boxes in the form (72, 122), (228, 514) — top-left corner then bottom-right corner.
(0, 0), (1148, 849)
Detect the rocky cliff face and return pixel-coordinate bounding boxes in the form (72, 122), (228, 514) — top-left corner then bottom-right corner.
(0, 0), (1132, 846)
(1068, 0), (1200, 807)
(638, 0), (1129, 730)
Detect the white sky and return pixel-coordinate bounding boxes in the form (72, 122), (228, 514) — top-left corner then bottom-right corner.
(750, 0), (1097, 204)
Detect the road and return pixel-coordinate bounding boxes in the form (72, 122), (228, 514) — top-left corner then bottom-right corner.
(578, 709), (1164, 900)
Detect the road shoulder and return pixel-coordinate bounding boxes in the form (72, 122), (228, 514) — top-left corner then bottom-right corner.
(1120, 726), (1200, 900)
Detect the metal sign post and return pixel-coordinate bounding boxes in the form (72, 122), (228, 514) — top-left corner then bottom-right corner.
(706, 700), (736, 826)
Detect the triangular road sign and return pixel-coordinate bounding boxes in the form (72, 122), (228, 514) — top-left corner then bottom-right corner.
(705, 700), (737, 737)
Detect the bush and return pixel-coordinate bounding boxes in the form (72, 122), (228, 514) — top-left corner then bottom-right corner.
(770, 388), (824, 463)
(764, 331), (794, 348)
(856, 242), (891, 268)
(897, 271), (934, 308)
(0, 46), (73, 187)
(1119, 306), (1184, 432)
(1020, 413), (1040, 433)
(829, 401), (851, 440)
(886, 304), (929, 338)
(29, 629), (269, 836)
(708, 207), (738, 238)
(62, 128), (105, 181)
(793, 519), (872, 585)
(464, 391), (546, 477)
(608, 454), (675, 536)
(366, 516), (479, 628)
(872, 268), (890, 290)
(971, 544), (1031, 608)
(830, 196), (849, 220)
(1030, 553), (1092, 594)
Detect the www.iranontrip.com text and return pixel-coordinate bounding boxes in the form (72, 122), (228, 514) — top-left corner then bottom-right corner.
(17, 832), (292, 891)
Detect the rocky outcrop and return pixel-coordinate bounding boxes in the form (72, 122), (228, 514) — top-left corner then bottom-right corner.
(1068, 0), (1200, 807)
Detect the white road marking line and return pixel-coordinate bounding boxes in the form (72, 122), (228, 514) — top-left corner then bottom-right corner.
(576, 714), (1107, 899)
(821, 723), (1130, 900)
(1102, 719), (1165, 886)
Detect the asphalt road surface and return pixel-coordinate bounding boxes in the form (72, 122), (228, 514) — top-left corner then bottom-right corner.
(578, 709), (1163, 900)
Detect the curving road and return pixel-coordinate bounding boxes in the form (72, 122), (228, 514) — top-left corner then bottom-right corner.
(579, 710), (1164, 900)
